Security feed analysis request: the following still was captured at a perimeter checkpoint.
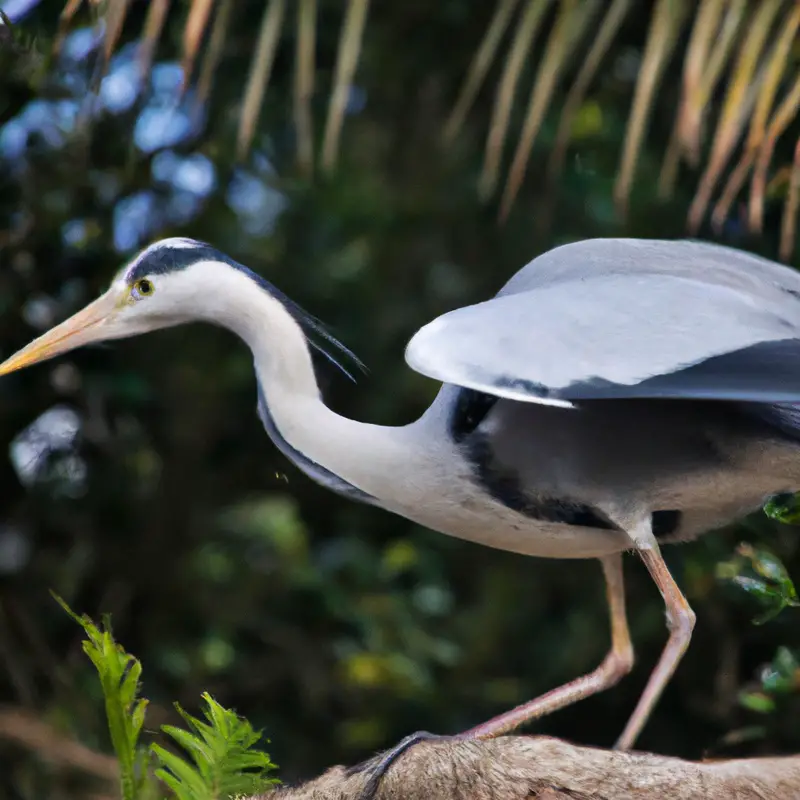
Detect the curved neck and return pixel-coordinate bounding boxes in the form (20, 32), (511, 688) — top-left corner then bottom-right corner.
(217, 272), (321, 401)
(206, 268), (426, 503)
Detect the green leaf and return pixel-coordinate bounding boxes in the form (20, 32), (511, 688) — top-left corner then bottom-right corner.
(161, 725), (214, 769)
(153, 746), (210, 799)
(760, 646), (800, 694)
(53, 593), (154, 800)
(152, 693), (279, 800)
(716, 544), (800, 624)
(739, 646), (800, 715)
(738, 690), (776, 713)
(764, 492), (800, 524)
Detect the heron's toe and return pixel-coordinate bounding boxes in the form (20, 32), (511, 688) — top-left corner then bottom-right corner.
(348, 730), (459, 800)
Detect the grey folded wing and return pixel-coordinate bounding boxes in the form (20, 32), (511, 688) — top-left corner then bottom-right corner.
(406, 263), (800, 406)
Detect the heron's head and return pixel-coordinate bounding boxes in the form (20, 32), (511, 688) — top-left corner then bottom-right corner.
(0, 238), (249, 376)
(0, 237), (363, 380)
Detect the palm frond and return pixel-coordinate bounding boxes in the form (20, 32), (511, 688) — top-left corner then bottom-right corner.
(236, 0), (285, 160)
(194, 0), (232, 112)
(293, 0), (317, 176)
(687, 0), (784, 232)
(678, 0), (744, 169)
(443, 0), (521, 145)
(480, 0), (551, 200)
(549, 0), (632, 183)
(614, 0), (689, 218)
(138, 0), (171, 85)
(749, 74), (800, 233)
(321, 0), (371, 173)
(57, 0), (800, 258)
(780, 138), (800, 260)
(500, 0), (600, 220)
(182, 0), (216, 93)
(54, 0), (86, 55)
(711, 4), (800, 232)
(99, 0), (130, 77)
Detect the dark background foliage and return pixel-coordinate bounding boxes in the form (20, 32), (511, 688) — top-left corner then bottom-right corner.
(1, 2), (799, 797)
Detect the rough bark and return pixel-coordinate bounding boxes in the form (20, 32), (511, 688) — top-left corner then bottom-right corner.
(259, 735), (800, 800)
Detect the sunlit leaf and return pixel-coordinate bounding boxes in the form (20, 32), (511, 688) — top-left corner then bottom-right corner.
(443, 0), (520, 145)
(739, 690), (776, 713)
(138, 0), (171, 85)
(53, 594), (150, 800)
(759, 646), (800, 694)
(614, 0), (688, 217)
(713, 4), (800, 232)
(716, 543), (800, 625)
(194, 0), (233, 111)
(687, 0), (781, 232)
(764, 493), (800, 525)
(500, 0), (600, 220)
(237, 0), (286, 160)
(660, 0), (732, 196)
(153, 693), (279, 800)
(45, 0), (800, 249)
(182, 0), (216, 91)
(749, 73), (800, 233)
(480, 0), (551, 200)
(780, 137), (800, 260)
(54, 0), (86, 55)
(679, 0), (744, 165)
(100, 0), (131, 72)
(550, 0), (631, 182)
(321, 0), (371, 172)
(293, 0), (317, 176)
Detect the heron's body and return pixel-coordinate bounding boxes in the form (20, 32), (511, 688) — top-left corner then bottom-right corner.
(393, 395), (798, 559)
(248, 238), (800, 560)
(267, 372), (799, 559)
(4, 236), (800, 779)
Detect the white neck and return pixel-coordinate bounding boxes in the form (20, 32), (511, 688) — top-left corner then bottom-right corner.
(196, 265), (434, 505)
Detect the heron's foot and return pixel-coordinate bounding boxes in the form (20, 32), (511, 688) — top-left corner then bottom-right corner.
(348, 730), (467, 800)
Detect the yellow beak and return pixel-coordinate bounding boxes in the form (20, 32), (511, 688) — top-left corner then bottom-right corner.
(0, 291), (121, 376)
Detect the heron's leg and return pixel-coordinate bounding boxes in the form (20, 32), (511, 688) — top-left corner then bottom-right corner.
(461, 552), (634, 738)
(614, 531), (696, 750)
(348, 555), (634, 800)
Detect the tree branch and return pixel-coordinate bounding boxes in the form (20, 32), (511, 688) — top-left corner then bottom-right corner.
(0, 705), (118, 781)
(258, 735), (800, 800)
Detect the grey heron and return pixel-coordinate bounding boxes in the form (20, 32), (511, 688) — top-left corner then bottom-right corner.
(2, 236), (800, 776)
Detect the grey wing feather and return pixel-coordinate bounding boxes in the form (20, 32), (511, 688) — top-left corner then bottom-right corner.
(496, 238), (800, 298)
(406, 239), (800, 405)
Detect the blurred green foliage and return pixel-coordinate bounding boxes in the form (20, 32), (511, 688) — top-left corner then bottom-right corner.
(1, 3), (800, 799)
(717, 544), (800, 625)
(765, 492), (800, 527)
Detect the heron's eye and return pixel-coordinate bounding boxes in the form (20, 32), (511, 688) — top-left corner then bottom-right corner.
(131, 278), (155, 300)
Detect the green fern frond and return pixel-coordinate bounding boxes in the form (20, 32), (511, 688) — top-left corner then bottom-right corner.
(53, 593), (152, 800)
(152, 693), (279, 800)
(56, 593), (279, 799)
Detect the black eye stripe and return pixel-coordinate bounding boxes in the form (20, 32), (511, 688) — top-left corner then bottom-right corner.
(127, 241), (218, 280)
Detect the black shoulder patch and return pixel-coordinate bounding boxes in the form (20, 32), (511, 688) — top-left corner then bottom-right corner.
(739, 401), (800, 443)
(464, 433), (617, 530)
(652, 509), (682, 540)
(449, 388), (498, 442)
